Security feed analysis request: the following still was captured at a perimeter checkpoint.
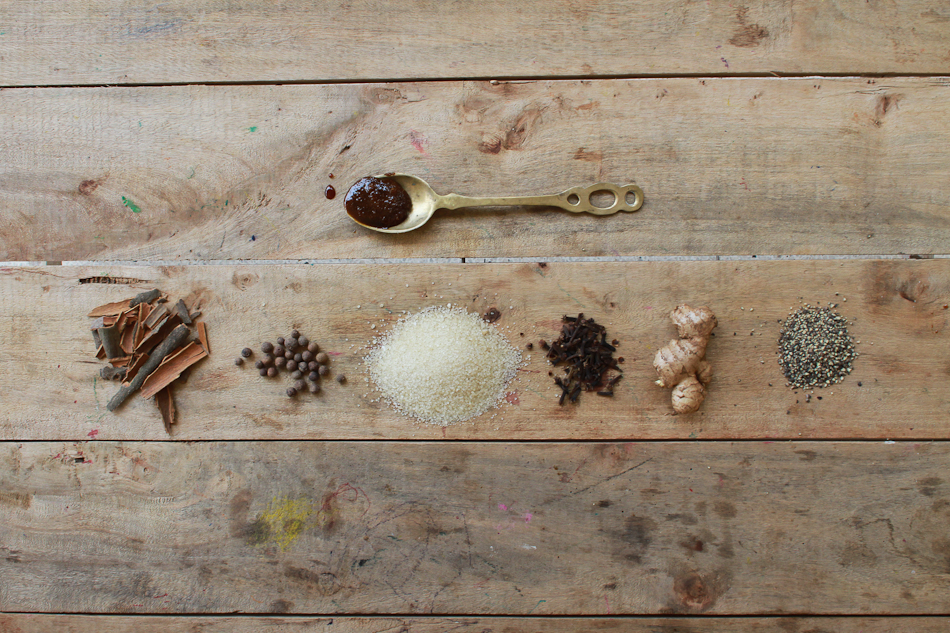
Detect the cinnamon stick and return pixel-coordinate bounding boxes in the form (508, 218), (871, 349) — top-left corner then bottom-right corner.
(107, 324), (190, 412)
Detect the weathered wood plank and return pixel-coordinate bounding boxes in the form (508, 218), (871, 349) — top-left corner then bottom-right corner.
(1, 78), (949, 261)
(0, 260), (947, 441)
(3, 615), (949, 632)
(1, 441), (948, 614)
(1, 0), (948, 86)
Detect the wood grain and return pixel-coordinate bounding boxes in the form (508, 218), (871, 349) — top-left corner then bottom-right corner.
(1, 440), (949, 614)
(2, 0), (949, 86)
(0, 260), (947, 441)
(3, 615), (950, 632)
(2, 78), (949, 261)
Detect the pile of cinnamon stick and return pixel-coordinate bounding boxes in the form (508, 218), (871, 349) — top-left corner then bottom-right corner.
(88, 289), (209, 433)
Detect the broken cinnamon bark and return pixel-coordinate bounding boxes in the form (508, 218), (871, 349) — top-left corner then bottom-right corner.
(156, 386), (176, 434)
(140, 341), (208, 399)
(107, 324), (190, 411)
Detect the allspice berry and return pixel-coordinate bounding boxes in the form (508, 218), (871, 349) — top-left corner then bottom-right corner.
(275, 356), (287, 369)
(262, 355), (274, 367)
(241, 347), (253, 358)
(254, 360), (265, 369)
(234, 357), (244, 366)
(273, 345), (285, 357)
(286, 338), (298, 351)
(267, 367), (278, 378)
(315, 352), (329, 364)
(302, 351), (314, 362)
(259, 368), (268, 377)
(286, 360), (297, 372)
(308, 371), (319, 381)
(298, 336), (309, 348)
(294, 379), (306, 392)
(261, 341), (274, 354)
(284, 350), (294, 360)
(291, 329), (300, 339)
(308, 342), (319, 354)
(291, 370), (303, 380)
(294, 353), (303, 363)
(276, 337), (285, 346)
(336, 374), (346, 384)
(308, 361), (319, 371)
(318, 365), (329, 377)
(286, 387), (297, 397)
(309, 383), (321, 394)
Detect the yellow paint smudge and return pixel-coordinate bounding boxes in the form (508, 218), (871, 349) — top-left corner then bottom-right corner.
(258, 496), (314, 551)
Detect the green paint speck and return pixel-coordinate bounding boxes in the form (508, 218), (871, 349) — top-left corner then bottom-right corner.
(186, 167), (195, 179)
(121, 196), (141, 213)
(138, 121), (142, 128)
(247, 126), (258, 132)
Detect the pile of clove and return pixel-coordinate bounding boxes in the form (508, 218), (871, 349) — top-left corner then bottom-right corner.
(88, 289), (209, 433)
(543, 313), (622, 405)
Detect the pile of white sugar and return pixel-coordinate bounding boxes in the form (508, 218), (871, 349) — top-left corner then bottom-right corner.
(365, 306), (522, 425)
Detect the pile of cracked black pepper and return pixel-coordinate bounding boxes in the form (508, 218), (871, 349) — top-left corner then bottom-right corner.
(236, 329), (345, 398)
(543, 313), (622, 404)
(778, 305), (857, 389)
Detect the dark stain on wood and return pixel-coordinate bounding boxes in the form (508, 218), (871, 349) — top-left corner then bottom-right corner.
(681, 537), (704, 553)
(573, 147), (603, 162)
(665, 513), (698, 525)
(839, 541), (878, 566)
(919, 476), (943, 497)
(794, 449), (817, 462)
(597, 499), (612, 507)
(614, 514), (656, 563)
(269, 598), (294, 613)
(729, 7), (769, 48)
(78, 177), (106, 195)
(0, 491), (31, 509)
(477, 137), (502, 154)
(231, 271), (260, 291)
(713, 500), (737, 519)
(283, 565), (343, 596)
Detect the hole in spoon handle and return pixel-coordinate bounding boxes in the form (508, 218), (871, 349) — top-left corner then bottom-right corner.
(560, 183), (644, 215)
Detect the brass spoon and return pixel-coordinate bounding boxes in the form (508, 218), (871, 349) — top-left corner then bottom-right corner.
(346, 173), (644, 234)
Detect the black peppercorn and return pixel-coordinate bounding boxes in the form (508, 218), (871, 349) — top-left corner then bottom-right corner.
(294, 379), (306, 392)
(286, 360), (297, 372)
(254, 360), (265, 369)
(309, 371), (319, 381)
(261, 341), (274, 354)
(336, 374), (346, 384)
(267, 367), (278, 378)
(259, 368), (268, 377)
(275, 356), (287, 368)
(234, 357), (244, 366)
(308, 342), (319, 354)
(302, 350), (314, 362)
(286, 387), (297, 397)
(241, 347), (253, 358)
(318, 365), (329, 376)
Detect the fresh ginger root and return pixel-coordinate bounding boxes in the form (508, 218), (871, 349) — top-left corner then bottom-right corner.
(653, 305), (717, 414)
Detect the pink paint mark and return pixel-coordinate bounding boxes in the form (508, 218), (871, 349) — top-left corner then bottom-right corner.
(644, 306), (653, 310)
(498, 503), (508, 511)
(409, 130), (428, 154)
(504, 391), (520, 405)
(87, 429), (99, 439)
(740, 177), (749, 191)
(327, 351), (344, 356)
(523, 512), (533, 523)
(605, 595), (612, 614)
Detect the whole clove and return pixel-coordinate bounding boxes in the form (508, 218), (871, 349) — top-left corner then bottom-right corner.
(546, 313), (622, 405)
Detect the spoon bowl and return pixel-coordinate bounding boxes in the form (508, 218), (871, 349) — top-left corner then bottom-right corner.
(345, 174), (644, 233)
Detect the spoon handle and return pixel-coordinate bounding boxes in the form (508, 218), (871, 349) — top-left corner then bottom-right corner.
(441, 183), (643, 216)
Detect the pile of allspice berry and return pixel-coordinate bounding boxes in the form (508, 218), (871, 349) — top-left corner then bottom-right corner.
(235, 329), (344, 398)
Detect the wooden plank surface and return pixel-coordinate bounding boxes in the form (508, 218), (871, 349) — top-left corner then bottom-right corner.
(3, 615), (950, 632)
(2, 0), (949, 86)
(2, 440), (948, 614)
(0, 260), (947, 441)
(2, 78), (949, 262)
